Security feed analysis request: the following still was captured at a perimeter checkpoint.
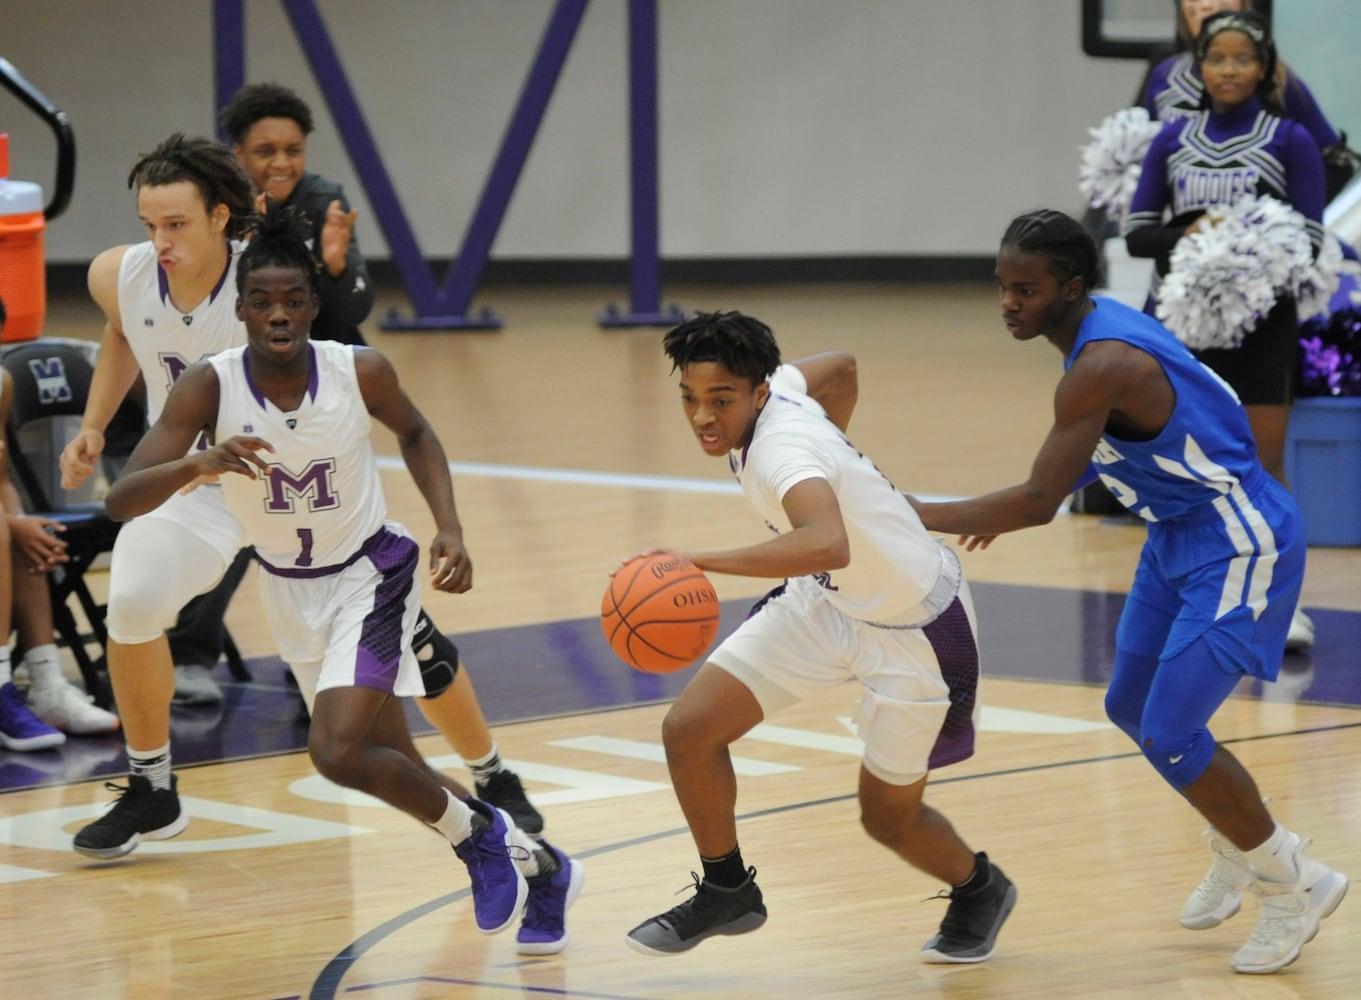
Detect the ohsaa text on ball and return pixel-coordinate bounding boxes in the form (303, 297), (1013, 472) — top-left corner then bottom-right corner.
(672, 588), (718, 608)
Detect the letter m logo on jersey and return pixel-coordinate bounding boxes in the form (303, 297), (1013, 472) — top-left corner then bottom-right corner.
(26, 357), (74, 406)
(264, 460), (341, 513)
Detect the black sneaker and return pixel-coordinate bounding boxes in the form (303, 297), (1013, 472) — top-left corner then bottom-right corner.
(476, 769), (544, 834)
(920, 853), (1017, 963)
(626, 867), (767, 956)
(73, 774), (188, 860)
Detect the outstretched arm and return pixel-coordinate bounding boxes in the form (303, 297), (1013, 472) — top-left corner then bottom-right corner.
(913, 351), (1115, 541)
(355, 348), (469, 593)
(790, 352), (858, 432)
(691, 476), (849, 578)
(105, 364), (268, 520)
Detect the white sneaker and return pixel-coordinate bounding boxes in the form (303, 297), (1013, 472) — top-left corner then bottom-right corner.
(1284, 608), (1315, 652)
(173, 664), (223, 706)
(1231, 838), (1348, 974)
(1182, 828), (1255, 929)
(28, 680), (121, 735)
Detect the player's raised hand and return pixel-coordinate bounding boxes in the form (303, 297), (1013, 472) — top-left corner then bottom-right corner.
(321, 199), (359, 277)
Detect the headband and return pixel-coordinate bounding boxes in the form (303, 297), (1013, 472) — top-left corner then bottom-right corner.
(1196, 12), (1271, 62)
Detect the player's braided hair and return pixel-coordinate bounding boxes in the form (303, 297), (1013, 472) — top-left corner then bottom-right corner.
(127, 133), (256, 240)
(237, 203), (318, 294)
(220, 82), (316, 142)
(662, 310), (782, 384)
(1000, 210), (1104, 291)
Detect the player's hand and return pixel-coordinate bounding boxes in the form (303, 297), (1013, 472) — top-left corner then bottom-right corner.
(196, 436), (275, 480)
(429, 532), (472, 593)
(59, 429), (105, 489)
(610, 547), (687, 577)
(321, 199), (359, 278)
(11, 516), (69, 573)
(957, 534), (998, 552)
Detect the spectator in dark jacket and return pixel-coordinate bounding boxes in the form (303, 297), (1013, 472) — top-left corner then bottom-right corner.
(221, 82), (374, 345)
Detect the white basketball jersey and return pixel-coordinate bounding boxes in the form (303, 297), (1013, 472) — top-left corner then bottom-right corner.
(210, 341), (388, 573)
(733, 364), (951, 625)
(117, 240), (246, 425)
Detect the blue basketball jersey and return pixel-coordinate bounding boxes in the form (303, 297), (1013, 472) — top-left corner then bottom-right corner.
(1072, 297), (1262, 522)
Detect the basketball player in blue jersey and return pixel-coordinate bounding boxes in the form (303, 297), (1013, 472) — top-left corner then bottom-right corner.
(913, 209), (1347, 975)
(625, 311), (1015, 964)
(100, 206), (582, 954)
(1126, 10), (1327, 651)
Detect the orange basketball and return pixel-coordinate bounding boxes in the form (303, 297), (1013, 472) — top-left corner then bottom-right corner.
(602, 553), (721, 673)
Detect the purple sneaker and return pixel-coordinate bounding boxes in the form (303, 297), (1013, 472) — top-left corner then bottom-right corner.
(0, 682), (66, 752)
(453, 798), (528, 934)
(517, 841), (585, 955)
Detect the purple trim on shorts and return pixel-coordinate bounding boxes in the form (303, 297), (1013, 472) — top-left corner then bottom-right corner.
(353, 530), (419, 692)
(258, 523), (385, 578)
(745, 583), (787, 619)
(922, 595), (979, 770)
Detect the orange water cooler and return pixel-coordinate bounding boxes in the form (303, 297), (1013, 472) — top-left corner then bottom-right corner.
(0, 55), (77, 344)
(0, 132), (46, 342)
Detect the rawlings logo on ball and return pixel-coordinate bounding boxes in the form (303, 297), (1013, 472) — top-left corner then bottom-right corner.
(649, 555), (693, 579)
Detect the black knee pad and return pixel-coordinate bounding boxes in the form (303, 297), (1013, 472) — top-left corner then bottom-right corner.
(413, 608), (460, 698)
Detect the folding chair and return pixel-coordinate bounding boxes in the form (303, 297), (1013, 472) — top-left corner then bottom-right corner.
(2, 340), (122, 707)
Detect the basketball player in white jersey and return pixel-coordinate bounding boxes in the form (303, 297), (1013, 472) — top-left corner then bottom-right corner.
(625, 311), (1014, 963)
(59, 134), (255, 859)
(99, 206), (582, 953)
(62, 134), (543, 856)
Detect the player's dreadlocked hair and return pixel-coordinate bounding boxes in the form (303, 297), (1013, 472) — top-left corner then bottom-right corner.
(1000, 209), (1104, 291)
(662, 311), (782, 385)
(127, 133), (256, 240)
(237, 203), (318, 295)
(220, 82), (316, 143)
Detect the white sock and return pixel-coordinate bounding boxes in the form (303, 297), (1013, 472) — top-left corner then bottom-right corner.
(431, 789), (475, 845)
(22, 645), (66, 690)
(128, 743), (174, 791)
(1245, 822), (1299, 884)
(0, 646), (11, 686)
(466, 745), (503, 783)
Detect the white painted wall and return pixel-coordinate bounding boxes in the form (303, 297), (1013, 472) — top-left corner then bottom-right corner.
(2, 0), (1150, 263)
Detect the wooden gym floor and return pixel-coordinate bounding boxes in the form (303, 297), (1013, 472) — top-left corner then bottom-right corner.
(0, 281), (1357, 999)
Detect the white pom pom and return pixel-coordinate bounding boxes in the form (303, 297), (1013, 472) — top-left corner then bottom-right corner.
(1295, 233), (1357, 320)
(1078, 108), (1163, 229)
(1156, 195), (1347, 349)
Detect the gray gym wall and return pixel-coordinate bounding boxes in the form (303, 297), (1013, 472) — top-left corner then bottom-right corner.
(7, 0), (1175, 265)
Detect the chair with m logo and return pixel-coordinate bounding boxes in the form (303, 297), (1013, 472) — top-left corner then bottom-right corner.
(2, 340), (123, 708)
